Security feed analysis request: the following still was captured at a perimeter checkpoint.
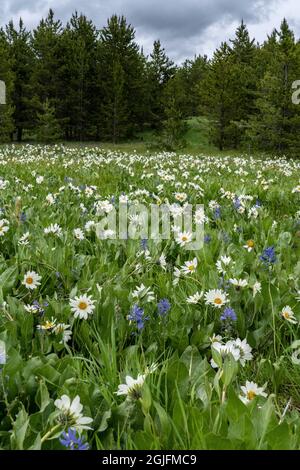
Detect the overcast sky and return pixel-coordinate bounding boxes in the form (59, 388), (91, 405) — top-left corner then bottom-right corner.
(1, 0), (300, 63)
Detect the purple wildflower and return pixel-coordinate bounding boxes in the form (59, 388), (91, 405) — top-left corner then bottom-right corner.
(60, 428), (89, 450)
(157, 298), (171, 317)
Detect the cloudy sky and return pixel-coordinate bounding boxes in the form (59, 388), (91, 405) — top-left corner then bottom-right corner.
(0, 0), (300, 62)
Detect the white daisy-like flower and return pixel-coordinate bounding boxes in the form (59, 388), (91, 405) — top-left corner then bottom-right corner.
(281, 306), (298, 324)
(174, 192), (187, 202)
(186, 291), (203, 304)
(54, 323), (72, 344)
(18, 231), (30, 246)
(204, 289), (228, 308)
(116, 374), (145, 399)
(132, 284), (155, 303)
(181, 257), (198, 275)
(252, 281), (262, 297)
(54, 395), (93, 430)
(194, 207), (207, 224)
(37, 317), (57, 331)
(22, 271), (41, 290)
(239, 381), (267, 404)
(243, 240), (255, 252)
(74, 228), (85, 240)
(230, 338), (253, 366)
(44, 223), (62, 237)
(216, 255), (232, 274)
(0, 219), (9, 236)
(70, 294), (96, 319)
(46, 193), (56, 205)
(175, 231), (193, 247)
(230, 278), (248, 288)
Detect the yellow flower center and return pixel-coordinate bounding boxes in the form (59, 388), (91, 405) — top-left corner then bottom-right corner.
(182, 236), (188, 242)
(282, 311), (290, 319)
(188, 265), (195, 271)
(214, 297), (222, 305)
(26, 277), (33, 285)
(247, 240), (254, 248)
(78, 301), (88, 310)
(246, 390), (256, 401)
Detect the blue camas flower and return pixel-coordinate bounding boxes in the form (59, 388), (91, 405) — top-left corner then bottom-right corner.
(127, 304), (148, 330)
(220, 307), (237, 322)
(157, 298), (171, 317)
(59, 428), (89, 450)
(260, 246), (276, 266)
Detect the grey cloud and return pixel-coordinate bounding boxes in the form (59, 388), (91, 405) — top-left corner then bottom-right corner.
(0, 0), (292, 62)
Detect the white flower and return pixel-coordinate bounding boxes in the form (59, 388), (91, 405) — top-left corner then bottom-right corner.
(74, 228), (85, 240)
(292, 185), (300, 193)
(84, 220), (95, 232)
(54, 395), (93, 430)
(243, 240), (255, 252)
(216, 255), (232, 274)
(204, 289), (228, 308)
(281, 306), (297, 324)
(230, 338), (253, 366)
(18, 231), (30, 246)
(54, 323), (72, 344)
(0, 219), (9, 236)
(248, 207), (259, 219)
(116, 374), (145, 399)
(70, 294), (96, 320)
(24, 304), (39, 313)
(187, 291), (203, 304)
(37, 317), (57, 331)
(36, 176), (44, 184)
(44, 223), (62, 237)
(194, 207), (207, 224)
(230, 278), (248, 288)
(159, 253), (167, 270)
(211, 337), (253, 368)
(252, 281), (261, 297)
(174, 192), (187, 202)
(132, 283), (155, 302)
(175, 231), (193, 247)
(22, 271), (41, 290)
(46, 193), (56, 205)
(181, 257), (198, 275)
(173, 267), (181, 285)
(239, 381), (267, 404)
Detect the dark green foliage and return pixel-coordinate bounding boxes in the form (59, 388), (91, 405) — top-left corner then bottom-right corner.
(36, 99), (61, 142)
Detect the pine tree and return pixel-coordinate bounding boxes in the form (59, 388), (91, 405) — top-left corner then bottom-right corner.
(36, 99), (61, 142)
(247, 19), (300, 154)
(31, 9), (63, 133)
(228, 21), (257, 147)
(0, 30), (15, 141)
(6, 19), (35, 142)
(59, 12), (99, 140)
(98, 15), (145, 141)
(202, 42), (235, 150)
(147, 40), (176, 128)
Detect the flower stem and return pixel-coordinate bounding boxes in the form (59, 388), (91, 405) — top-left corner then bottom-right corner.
(41, 424), (61, 444)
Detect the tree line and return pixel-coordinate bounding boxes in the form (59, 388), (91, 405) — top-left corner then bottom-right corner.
(0, 10), (300, 153)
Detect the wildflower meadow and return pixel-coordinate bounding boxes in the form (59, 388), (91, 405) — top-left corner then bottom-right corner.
(0, 144), (300, 450)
